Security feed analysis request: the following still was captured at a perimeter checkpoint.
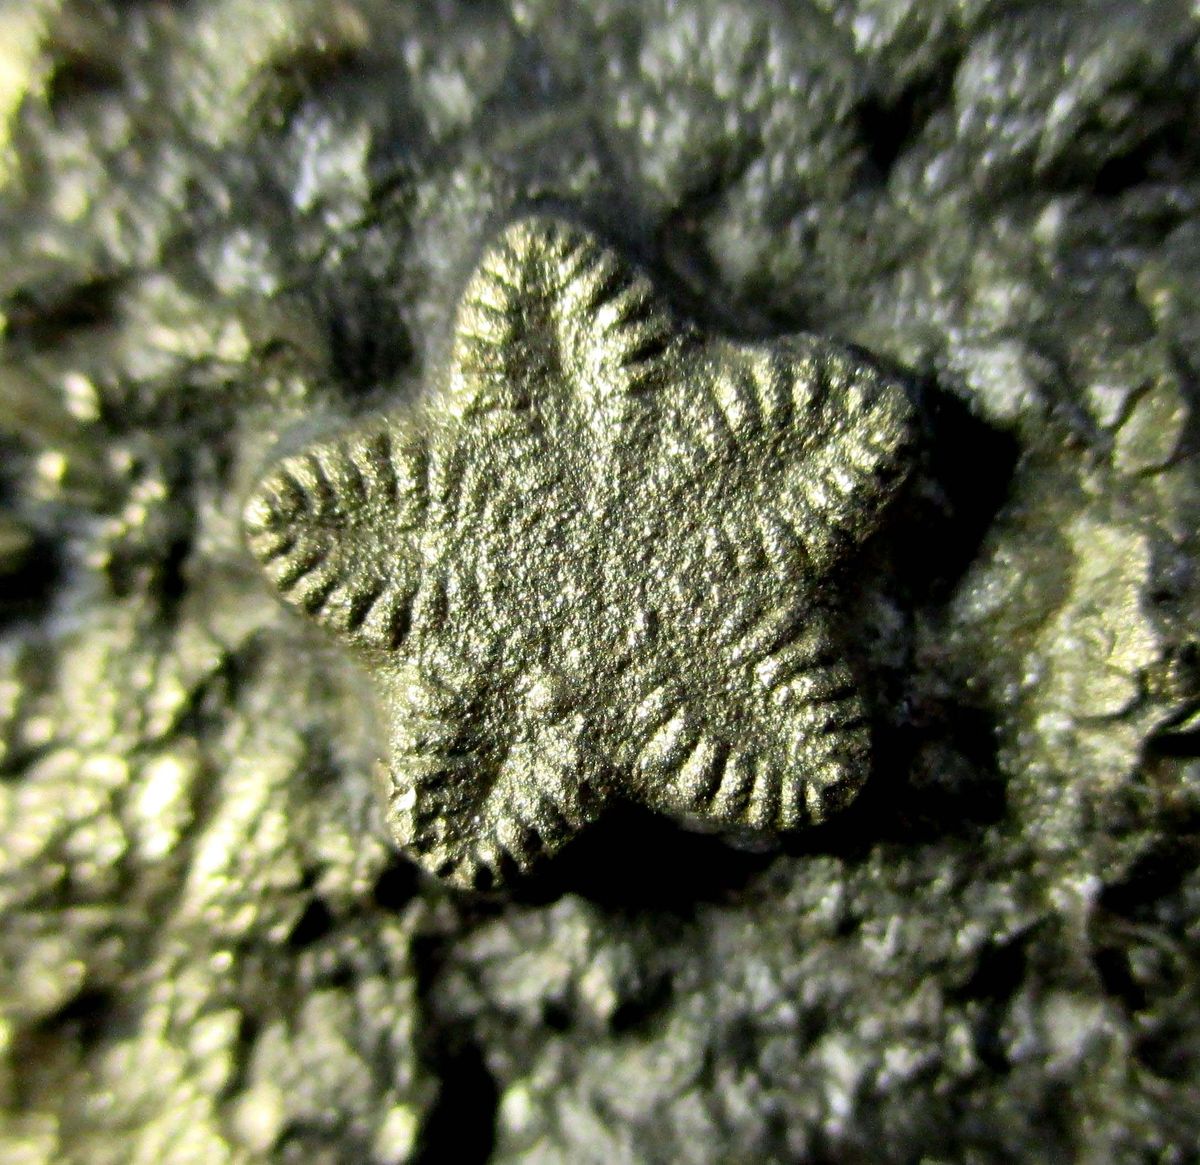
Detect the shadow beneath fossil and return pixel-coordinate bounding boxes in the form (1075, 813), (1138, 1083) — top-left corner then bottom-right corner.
(512, 803), (775, 913)
(516, 695), (1008, 913)
(885, 376), (1022, 606)
(795, 701), (1009, 865)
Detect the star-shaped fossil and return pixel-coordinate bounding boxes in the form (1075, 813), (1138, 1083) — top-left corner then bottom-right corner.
(244, 216), (916, 890)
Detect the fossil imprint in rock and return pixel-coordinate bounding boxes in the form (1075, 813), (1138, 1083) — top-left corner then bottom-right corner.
(244, 216), (917, 890)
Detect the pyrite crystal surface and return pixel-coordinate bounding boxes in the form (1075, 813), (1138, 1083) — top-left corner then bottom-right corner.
(245, 216), (915, 889)
(3, 0), (1200, 1162)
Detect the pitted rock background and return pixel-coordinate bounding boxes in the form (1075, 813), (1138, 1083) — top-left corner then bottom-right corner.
(0, 1), (1197, 1162)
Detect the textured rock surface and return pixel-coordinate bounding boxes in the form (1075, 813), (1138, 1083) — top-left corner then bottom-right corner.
(0, 1), (1197, 1161)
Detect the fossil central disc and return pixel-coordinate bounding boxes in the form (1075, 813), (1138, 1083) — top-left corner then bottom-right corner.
(243, 215), (917, 890)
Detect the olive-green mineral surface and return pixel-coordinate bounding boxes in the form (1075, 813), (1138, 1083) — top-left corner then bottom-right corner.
(2, 1), (1199, 1162)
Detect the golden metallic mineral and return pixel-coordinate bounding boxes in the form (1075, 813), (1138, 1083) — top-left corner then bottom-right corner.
(243, 216), (916, 889)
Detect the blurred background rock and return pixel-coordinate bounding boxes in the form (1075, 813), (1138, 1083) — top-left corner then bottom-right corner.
(0, 1), (1198, 1161)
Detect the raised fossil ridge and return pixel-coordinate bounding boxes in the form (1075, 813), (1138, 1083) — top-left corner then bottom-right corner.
(244, 215), (917, 890)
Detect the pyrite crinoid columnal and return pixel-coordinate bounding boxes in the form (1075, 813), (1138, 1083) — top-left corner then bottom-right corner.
(243, 216), (917, 891)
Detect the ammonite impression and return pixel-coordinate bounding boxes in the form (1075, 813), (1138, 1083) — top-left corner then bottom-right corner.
(244, 216), (917, 890)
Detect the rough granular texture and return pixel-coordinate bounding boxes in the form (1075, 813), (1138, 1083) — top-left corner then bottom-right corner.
(0, 1), (1197, 1162)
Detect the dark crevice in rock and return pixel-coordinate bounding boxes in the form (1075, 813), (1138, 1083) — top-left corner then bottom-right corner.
(957, 933), (1030, 1005)
(971, 1012), (1013, 1075)
(413, 1036), (498, 1165)
(46, 54), (124, 116)
(1150, 729), (1200, 759)
(1093, 136), (1184, 200)
(0, 532), (61, 630)
(174, 654), (237, 744)
(263, 35), (402, 138)
(610, 972), (674, 1036)
(6, 985), (121, 1112)
(954, 932), (1034, 1075)
(541, 1000), (571, 1031)
(219, 1012), (260, 1103)
(857, 48), (966, 186)
(106, 520), (196, 608)
(310, 274), (416, 398)
(372, 860), (420, 913)
(272, 43), (371, 104)
(1092, 910), (1198, 1083)
(1146, 641), (1200, 757)
(287, 897), (335, 950)
(896, 382), (1022, 604)
(1100, 838), (1200, 924)
(1091, 39), (1200, 198)
(1093, 942), (1152, 1013)
(35, 986), (115, 1053)
(518, 804), (773, 913)
(155, 531), (194, 615)
(3, 277), (122, 352)
(1135, 1018), (1198, 1083)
